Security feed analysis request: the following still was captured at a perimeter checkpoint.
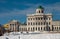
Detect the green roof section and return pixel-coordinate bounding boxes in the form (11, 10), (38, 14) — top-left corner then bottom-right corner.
(38, 6), (44, 9)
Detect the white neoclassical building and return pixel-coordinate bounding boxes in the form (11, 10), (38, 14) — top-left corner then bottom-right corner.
(19, 6), (52, 32)
(19, 6), (60, 32)
(5, 6), (60, 33)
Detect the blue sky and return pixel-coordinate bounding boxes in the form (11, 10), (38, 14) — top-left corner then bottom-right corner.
(0, 0), (60, 24)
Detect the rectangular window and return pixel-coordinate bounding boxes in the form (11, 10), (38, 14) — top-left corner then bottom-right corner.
(41, 27), (42, 30)
(31, 22), (32, 25)
(55, 27), (56, 30)
(33, 22), (35, 25)
(36, 18), (37, 20)
(28, 18), (30, 20)
(28, 22), (30, 25)
(44, 18), (45, 20)
(38, 22), (40, 25)
(49, 22), (50, 25)
(59, 27), (60, 30)
(57, 27), (58, 30)
(38, 17), (40, 20)
(36, 22), (37, 25)
(41, 17), (42, 20)
(36, 27), (37, 30)
(31, 18), (32, 20)
(33, 27), (34, 31)
(38, 27), (40, 31)
(44, 22), (45, 25)
(49, 18), (50, 20)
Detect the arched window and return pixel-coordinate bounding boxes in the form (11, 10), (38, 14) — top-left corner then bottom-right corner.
(42, 10), (43, 13)
(39, 11), (40, 13)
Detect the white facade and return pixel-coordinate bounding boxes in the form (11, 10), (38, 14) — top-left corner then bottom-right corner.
(7, 6), (60, 33)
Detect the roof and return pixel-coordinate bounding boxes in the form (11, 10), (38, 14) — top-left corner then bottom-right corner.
(38, 6), (44, 9)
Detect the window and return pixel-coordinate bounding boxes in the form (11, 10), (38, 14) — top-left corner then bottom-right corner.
(31, 18), (32, 20)
(38, 22), (40, 25)
(49, 22), (50, 25)
(28, 18), (30, 20)
(36, 18), (37, 20)
(33, 22), (35, 25)
(59, 27), (60, 30)
(39, 11), (40, 13)
(28, 22), (30, 25)
(57, 27), (58, 30)
(41, 17), (43, 20)
(31, 22), (32, 25)
(10, 24), (14, 26)
(38, 17), (40, 20)
(36, 27), (37, 30)
(33, 27), (35, 31)
(41, 27), (42, 30)
(36, 22), (37, 25)
(55, 27), (56, 30)
(31, 28), (32, 31)
(28, 28), (30, 31)
(46, 22), (48, 25)
(44, 22), (45, 25)
(44, 18), (45, 20)
(38, 27), (40, 31)
(42, 10), (43, 13)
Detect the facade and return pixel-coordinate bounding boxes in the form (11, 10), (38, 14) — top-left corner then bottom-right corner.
(4, 20), (20, 32)
(52, 21), (60, 31)
(5, 6), (60, 33)
(19, 6), (53, 32)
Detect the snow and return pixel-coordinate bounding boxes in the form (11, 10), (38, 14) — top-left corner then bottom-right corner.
(0, 33), (60, 39)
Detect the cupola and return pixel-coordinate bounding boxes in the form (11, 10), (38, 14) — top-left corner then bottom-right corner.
(36, 6), (44, 13)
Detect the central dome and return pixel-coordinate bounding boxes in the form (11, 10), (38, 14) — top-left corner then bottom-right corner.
(38, 6), (44, 9)
(36, 6), (44, 13)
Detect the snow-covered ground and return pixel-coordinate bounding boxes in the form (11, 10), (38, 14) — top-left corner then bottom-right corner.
(0, 32), (60, 39)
